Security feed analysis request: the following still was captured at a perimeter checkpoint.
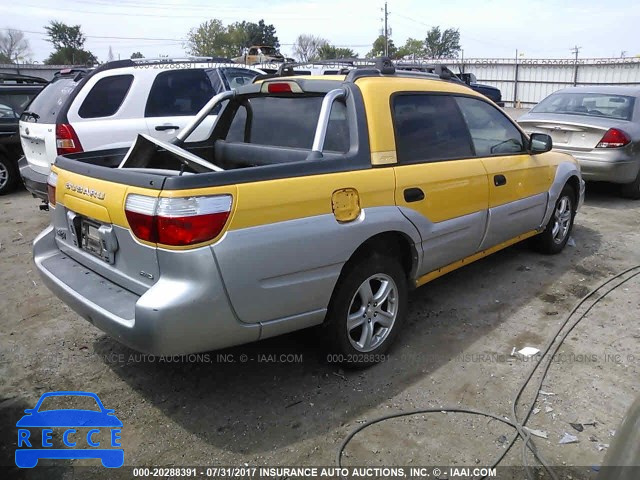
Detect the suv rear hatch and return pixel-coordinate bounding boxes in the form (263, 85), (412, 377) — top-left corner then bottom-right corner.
(20, 75), (82, 175)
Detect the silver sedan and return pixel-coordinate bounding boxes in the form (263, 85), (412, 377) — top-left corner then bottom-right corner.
(518, 86), (640, 198)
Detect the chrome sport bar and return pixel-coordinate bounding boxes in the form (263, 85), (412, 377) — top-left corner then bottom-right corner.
(311, 88), (346, 154)
(174, 90), (236, 145)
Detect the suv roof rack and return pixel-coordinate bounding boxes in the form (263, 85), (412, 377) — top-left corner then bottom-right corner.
(130, 56), (234, 64)
(0, 72), (48, 84)
(344, 57), (454, 82)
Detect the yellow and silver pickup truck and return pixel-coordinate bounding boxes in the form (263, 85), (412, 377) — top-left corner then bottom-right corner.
(34, 62), (584, 365)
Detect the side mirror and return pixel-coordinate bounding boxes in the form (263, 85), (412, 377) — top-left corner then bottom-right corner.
(459, 73), (476, 85)
(529, 133), (552, 153)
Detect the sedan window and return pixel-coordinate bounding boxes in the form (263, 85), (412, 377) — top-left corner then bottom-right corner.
(531, 92), (635, 121)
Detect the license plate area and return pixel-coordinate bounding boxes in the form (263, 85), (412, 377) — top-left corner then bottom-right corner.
(74, 216), (118, 264)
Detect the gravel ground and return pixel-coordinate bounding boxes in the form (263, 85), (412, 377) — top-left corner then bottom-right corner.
(1, 180), (638, 480)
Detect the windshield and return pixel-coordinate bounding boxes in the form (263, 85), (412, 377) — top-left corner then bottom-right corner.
(21, 77), (80, 123)
(531, 92), (635, 121)
(259, 47), (278, 55)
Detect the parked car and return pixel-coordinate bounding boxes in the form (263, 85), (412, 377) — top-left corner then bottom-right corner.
(18, 58), (263, 203)
(395, 63), (504, 106)
(232, 45), (294, 64)
(518, 86), (640, 198)
(34, 61), (583, 365)
(0, 73), (47, 194)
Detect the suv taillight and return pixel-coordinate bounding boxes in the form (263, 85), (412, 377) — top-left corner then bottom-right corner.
(56, 123), (83, 155)
(596, 128), (631, 148)
(125, 194), (232, 246)
(47, 171), (58, 206)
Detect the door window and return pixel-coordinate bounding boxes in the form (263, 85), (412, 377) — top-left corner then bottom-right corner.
(145, 70), (214, 117)
(78, 74), (133, 118)
(455, 96), (526, 156)
(392, 94), (474, 164)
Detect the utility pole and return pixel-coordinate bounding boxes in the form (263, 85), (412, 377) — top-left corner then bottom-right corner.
(571, 45), (581, 86)
(382, 2), (389, 57)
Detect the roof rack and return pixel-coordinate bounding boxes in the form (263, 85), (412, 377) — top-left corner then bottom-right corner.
(252, 57), (456, 84)
(0, 72), (48, 84)
(344, 57), (455, 82)
(129, 56), (234, 64)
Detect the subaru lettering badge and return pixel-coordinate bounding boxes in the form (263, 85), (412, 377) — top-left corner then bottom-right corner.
(15, 391), (123, 468)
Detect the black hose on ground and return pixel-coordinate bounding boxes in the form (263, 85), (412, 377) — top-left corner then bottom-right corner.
(337, 265), (640, 480)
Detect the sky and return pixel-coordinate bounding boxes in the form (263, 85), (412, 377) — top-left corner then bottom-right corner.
(1, 0), (639, 63)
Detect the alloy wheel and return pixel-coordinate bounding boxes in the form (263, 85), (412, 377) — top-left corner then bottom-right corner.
(346, 273), (398, 352)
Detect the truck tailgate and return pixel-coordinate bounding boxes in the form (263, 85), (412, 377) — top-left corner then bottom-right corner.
(50, 160), (166, 296)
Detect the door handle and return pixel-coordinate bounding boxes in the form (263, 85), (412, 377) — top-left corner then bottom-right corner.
(494, 174), (507, 187)
(155, 125), (180, 131)
(404, 187), (425, 203)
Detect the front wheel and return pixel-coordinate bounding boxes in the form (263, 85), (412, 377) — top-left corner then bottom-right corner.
(531, 184), (576, 254)
(324, 254), (408, 367)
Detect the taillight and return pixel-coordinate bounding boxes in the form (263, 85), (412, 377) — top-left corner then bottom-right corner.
(47, 171), (58, 206)
(267, 82), (293, 93)
(125, 195), (158, 243)
(596, 128), (631, 148)
(125, 194), (232, 246)
(56, 123), (83, 155)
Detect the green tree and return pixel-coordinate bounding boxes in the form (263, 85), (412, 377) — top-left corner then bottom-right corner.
(130, 51), (144, 59)
(44, 21), (97, 65)
(367, 35), (397, 58)
(396, 37), (425, 59)
(186, 19), (232, 57)
(244, 19), (279, 48)
(186, 19), (279, 58)
(0, 52), (11, 63)
(424, 27), (461, 58)
(316, 44), (358, 60)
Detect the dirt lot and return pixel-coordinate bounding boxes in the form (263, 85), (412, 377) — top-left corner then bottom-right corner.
(1, 182), (638, 479)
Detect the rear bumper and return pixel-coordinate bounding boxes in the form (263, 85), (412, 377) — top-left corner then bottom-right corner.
(18, 156), (48, 200)
(554, 148), (640, 184)
(33, 226), (260, 355)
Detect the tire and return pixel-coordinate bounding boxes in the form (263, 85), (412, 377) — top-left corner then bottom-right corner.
(0, 155), (19, 195)
(531, 184), (576, 254)
(620, 169), (640, 199)
(324, 253), (408, 367)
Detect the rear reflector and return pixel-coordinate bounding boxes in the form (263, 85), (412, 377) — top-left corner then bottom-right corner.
(56, 123), (83, 155)
(125, 194), (232, 246)
(596, 128), (631, 148)
(47, 171), (58, 206)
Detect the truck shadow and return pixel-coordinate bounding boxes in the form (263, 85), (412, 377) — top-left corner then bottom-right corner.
(93, 223), (602, 457)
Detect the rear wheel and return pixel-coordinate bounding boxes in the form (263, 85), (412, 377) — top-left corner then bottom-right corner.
(531, 184), (576, 254)
(0, 155), (19, 195)
(324, 253), (408, 367)
(620, 169), (640, 199)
